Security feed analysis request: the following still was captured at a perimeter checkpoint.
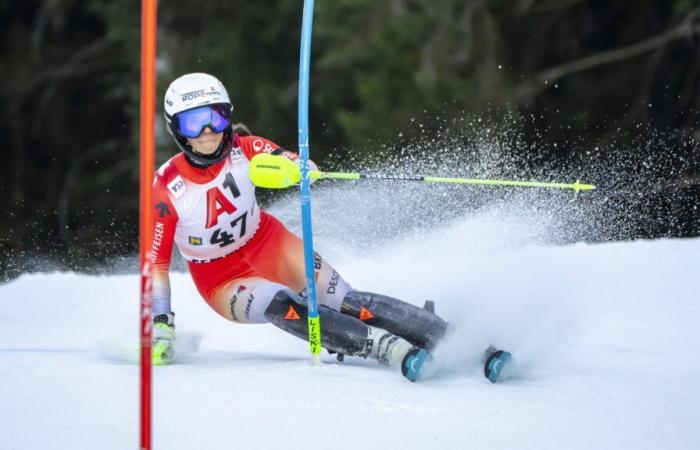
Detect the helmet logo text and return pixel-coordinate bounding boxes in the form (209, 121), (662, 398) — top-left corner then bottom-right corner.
(181, 89), (206, 102)
(181, 88), (224, 103)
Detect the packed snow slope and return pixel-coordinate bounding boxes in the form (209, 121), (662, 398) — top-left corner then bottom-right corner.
(1, 188), (699, 449)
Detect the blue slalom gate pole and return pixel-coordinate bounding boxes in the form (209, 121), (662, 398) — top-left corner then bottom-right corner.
(298, 0), (322, 366)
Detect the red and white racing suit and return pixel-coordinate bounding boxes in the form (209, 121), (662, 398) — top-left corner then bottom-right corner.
(149, 134), (351, 323)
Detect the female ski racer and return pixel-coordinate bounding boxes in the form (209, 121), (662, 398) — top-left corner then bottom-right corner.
(150, 72), (510, 382)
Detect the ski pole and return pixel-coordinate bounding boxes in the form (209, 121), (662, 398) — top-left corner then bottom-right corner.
(249, 153), (596, 193)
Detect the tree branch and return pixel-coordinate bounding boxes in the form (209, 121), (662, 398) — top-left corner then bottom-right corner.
(516, 9), (700, 101)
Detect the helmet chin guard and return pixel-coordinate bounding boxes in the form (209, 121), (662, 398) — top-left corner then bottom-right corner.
(163, 73), (235, 167)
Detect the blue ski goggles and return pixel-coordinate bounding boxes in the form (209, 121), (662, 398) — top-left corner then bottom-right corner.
(174, 104), (232, 138)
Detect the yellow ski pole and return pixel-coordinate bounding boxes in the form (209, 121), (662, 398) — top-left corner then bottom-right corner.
(249, 153), (596, 193)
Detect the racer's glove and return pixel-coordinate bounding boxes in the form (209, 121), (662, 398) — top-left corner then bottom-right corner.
(152, 312), (175, 365)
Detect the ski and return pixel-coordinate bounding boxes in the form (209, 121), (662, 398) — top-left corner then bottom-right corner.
(483, 347), (512, 383)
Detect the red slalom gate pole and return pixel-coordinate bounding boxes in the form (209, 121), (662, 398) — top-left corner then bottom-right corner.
(139, 0), (157, 449)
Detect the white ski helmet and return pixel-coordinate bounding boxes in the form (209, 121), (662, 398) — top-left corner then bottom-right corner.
(163, 73), (235, 166)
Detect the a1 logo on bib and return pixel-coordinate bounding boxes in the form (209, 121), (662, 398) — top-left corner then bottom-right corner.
(205, 173), (243, 228)
(206, 188), (237, 228)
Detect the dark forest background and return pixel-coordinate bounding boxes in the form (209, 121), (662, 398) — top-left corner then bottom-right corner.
(1, 0), (699, 282)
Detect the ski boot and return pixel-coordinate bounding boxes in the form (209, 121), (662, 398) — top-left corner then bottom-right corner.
(368, 327), (432, 382)
(401, 348), (432, 382)
(483, 345), (512, 383)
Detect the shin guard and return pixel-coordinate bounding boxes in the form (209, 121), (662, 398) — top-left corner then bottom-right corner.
(264, 291), (372, 357)
(341, 291), (448, 350)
